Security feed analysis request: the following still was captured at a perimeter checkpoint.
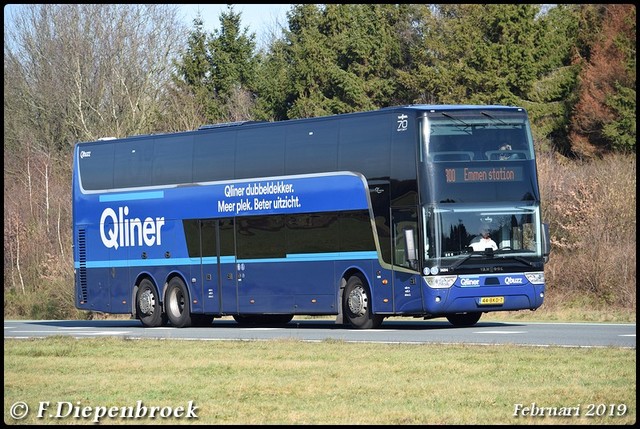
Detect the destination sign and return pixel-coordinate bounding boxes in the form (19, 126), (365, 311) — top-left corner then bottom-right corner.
(444, 167), (523, 183)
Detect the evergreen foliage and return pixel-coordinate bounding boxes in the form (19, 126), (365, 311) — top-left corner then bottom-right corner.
(173, 5), (258, 123)
(170, 3), (634, 156)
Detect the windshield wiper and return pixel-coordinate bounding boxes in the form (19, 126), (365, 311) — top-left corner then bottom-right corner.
(497, 254), (536, 267)
(481, 111), (508, 126)
(487, 248), (537, 267)
(449, 252), (485, 270)
(449, 249), (536, 270)
(441, 112), (472, 135)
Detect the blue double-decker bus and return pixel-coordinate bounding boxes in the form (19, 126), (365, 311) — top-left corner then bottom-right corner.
(73, 105), (550, 329)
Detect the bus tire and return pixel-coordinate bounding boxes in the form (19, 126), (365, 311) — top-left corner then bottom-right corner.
(446, 312), (482, 327)
(233, 314), (260, 326)
(136, 279), (165, 327)
(165, 277), (192, 328)
(343, 274), (383, 329)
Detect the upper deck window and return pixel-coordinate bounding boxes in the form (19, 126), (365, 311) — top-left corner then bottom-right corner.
(422, 109), (534, 163)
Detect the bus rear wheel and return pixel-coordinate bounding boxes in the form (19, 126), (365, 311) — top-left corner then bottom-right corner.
(165, 277), (192, 328)
(343, 275), (383, 329)
(446, 312), (482, 327)
(136, 279), (165, 327)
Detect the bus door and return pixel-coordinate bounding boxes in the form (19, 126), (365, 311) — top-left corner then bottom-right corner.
(369, 180), (393, 270)
(199, 218), (238, 315)
(391, 207), (423, 313)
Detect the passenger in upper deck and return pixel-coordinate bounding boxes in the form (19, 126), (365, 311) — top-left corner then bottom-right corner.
(498, 143), (515, 160)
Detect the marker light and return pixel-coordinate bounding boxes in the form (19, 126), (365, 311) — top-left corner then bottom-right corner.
(423, 266), (439, 275)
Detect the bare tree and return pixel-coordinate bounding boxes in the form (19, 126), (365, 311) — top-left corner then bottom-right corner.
(4, 4), (187, 150)
(4, 4), (188, 318)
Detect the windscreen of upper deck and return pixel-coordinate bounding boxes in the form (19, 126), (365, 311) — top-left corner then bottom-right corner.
(422, 109), (534, 163)
(418, 108), (540, 204)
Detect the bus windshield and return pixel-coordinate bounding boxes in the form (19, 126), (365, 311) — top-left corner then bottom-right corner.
(423, 203), (543, 265)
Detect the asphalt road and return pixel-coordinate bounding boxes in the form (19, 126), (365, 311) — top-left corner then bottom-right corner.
(4, 319), (635, 348)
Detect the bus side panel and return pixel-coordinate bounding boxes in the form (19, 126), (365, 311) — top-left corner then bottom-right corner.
(236, 261), (294, 313)
(237, 260), (335, 314)
(75, 222), (112, 313)
(108, 263), (130, 314)
(368, 263), (395, 314)
(392, 270), (425, 314)
(290, 260), (338, 314)
(78, 268), (112, 312)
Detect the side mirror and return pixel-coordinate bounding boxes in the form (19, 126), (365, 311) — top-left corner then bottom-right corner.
(404, 228), (418, 269)
(542, 222), (551, 263)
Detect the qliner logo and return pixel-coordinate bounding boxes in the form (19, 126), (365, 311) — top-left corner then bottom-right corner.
(100, 207), (165, 250)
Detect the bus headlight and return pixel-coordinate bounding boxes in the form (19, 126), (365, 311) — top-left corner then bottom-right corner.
(525, 272), (545, 285)
(425, 275), (457, 289)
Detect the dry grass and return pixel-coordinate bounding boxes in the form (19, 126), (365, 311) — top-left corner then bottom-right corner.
(4, 337), (636, 425)
(537, 152), (636, 312)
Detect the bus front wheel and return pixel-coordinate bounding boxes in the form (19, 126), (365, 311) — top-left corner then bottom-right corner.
(446, 312), (482, 327)
(136, 279), (165, 327)
(165, 277), (192, 328)
(343, 275), (383, 329)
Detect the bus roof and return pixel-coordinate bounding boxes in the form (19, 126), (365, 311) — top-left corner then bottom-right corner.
(78, 104), (526, 145)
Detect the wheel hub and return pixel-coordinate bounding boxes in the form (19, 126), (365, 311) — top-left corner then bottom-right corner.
(139, 290), (154, 315)
(347, 286), (367, 316)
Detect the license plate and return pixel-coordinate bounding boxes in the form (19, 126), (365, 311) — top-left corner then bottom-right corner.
(479, 296), (504, 305)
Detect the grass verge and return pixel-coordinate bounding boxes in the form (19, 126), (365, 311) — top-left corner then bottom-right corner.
(4, 337), (636, 425)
